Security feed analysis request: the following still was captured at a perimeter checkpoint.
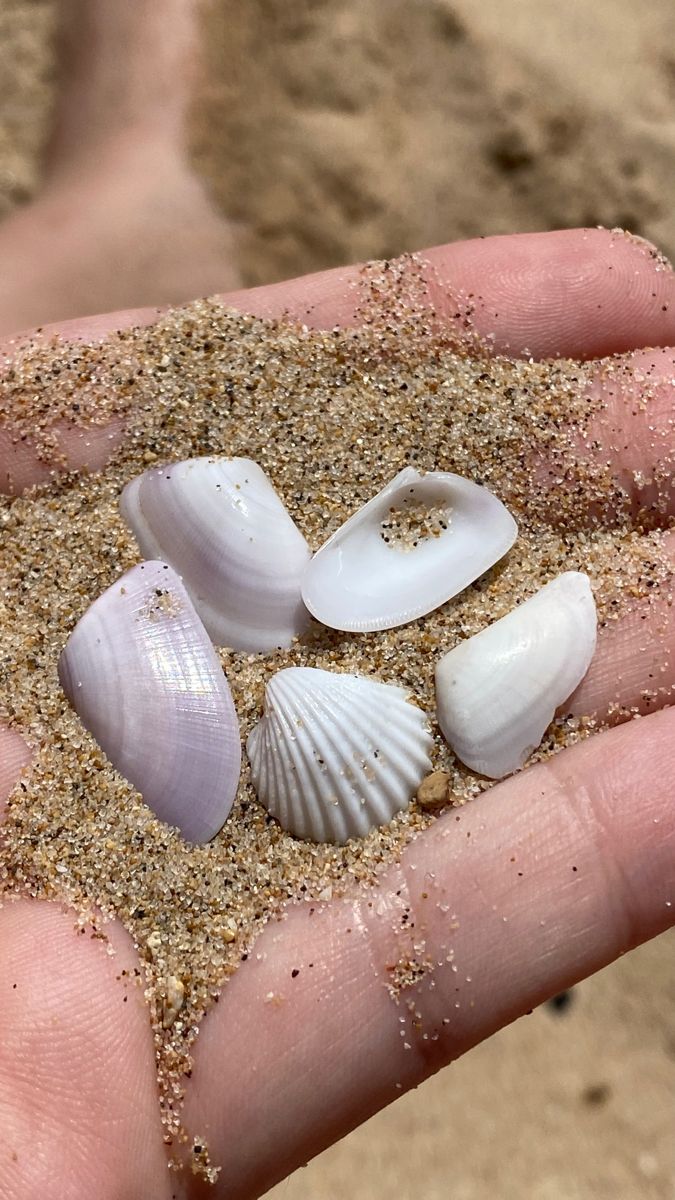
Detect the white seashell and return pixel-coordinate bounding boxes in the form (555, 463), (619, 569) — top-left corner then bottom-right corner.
(120, 457), (312, 652)
(435, 572), (597, 779)
(246, 667), (433, 844)
(58, 560), (241, 843)
(301, 467), (517, 632)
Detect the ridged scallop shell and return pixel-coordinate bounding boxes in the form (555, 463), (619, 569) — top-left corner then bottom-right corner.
(120, 457), (311, 652)
(58, 560), (241, 843)
(435, 572), (597, 779)
(246, 667), (433, 843)
(301, 467), (517, 632)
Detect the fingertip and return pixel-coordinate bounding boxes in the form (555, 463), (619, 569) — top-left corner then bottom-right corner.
(0, 899), (168, 1197)
(424, 227), (675, 359)
(0, 727), (31, 812)
(566, 529), (675, 722)
(585, 345), (675, 520)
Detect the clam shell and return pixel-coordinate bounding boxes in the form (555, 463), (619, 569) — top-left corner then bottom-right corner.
(246, 666), (433, 843)
(301, 467), (517, 632)
(58, 560), (241, 843)
(435, 572), (597, 779)
(120, 457), (312, 652)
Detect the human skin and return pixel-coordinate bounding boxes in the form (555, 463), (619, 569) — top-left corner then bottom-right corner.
(1, 228), (675, 1199)
(0, 0), (240, 337)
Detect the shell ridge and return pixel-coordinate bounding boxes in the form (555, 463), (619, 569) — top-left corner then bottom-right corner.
(281, 679), (359, 842)
(263, 681), (336, 840)
(265, 716), (296, 835)
(278, 671), (373, 841)
(346, 688), (433, 767)
(278, 703), (336, 843)
(268, 693), (320, 838)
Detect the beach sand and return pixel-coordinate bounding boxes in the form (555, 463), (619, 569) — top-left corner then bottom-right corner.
(191, 0), (675, 287)
(1, 2), (675, 1196)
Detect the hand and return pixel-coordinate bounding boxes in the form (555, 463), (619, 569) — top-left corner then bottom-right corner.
(1, 228), (675, 1200)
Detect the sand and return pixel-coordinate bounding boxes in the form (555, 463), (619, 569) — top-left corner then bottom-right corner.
(0, 255), (672, 1181)
(3, 2), (675, 279)
(192, 0), (675, 286)
(2, 2), (675, 1196)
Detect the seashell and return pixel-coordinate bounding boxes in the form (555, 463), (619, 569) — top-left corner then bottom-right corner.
(58, 560), (241, 843)
(246, 666), (433, 844)
(120, 457), (312, 652)
(301, 467), (517, 633)
(435, 572), (597, 779)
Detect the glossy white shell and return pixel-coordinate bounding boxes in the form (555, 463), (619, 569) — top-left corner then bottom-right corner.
(301, 467), (517, 632)
(435, 571), (597, 779)
(58, 560), (241, 843)
(246, 666), (433, 843)
(120, 457), (312, 652)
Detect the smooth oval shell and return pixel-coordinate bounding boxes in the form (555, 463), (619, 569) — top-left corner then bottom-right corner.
(58, 560), (241, 843)
(301, 467), (517, 632)
(247, 666), (433, 844)
(435, 571), (597, 779)
(120, 457), (312, 652)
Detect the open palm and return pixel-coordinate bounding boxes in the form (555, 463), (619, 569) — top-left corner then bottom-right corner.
(1, 227), (674, 1200)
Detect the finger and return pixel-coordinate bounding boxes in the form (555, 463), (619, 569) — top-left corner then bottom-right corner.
(0, 899), (170, 1200)
(0, 307), (160, 355)
(572, 593), (675, 720)
(184, 707), (675, 1198)
(554, 529), (675, 724)
(3, 229), (675, 496)
(5, 348), (675, 519)
(5, 228), (673, 358)
(568, 535), (675, 721)
(0, 727), (31, 813)
(548, 346), (675, 525)
(220, 227), (675, 360)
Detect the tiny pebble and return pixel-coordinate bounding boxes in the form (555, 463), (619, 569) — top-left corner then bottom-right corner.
(416, 770), (451, 811)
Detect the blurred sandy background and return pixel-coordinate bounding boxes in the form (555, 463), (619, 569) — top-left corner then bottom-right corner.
(1, 0), (674, 1196)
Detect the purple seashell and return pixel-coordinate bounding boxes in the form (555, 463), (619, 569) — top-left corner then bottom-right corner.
(58, 560), (241, 843)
